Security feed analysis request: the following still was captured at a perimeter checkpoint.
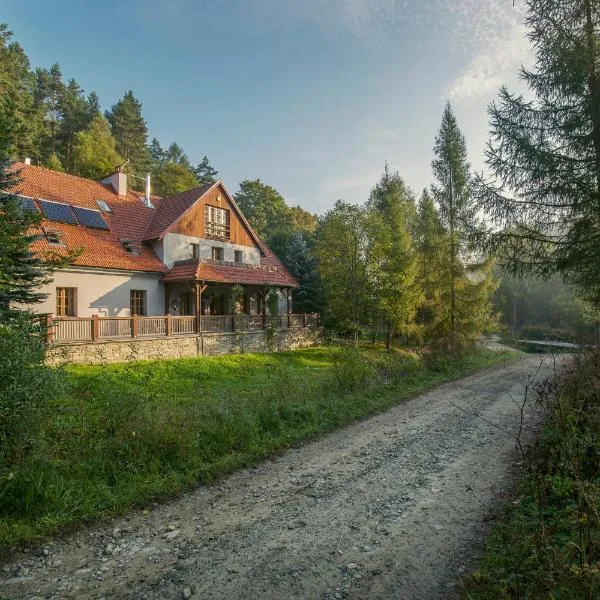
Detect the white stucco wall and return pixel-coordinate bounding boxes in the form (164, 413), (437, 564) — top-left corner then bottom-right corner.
(31, 268), (164, 317)
(160, 233), (261, 269)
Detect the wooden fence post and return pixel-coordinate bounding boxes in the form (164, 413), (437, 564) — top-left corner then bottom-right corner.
(92, 314), (100, 341)
(132, 314), (138, 338)
(166, 314), (172, 336)
(46, 315), (54, 344)
(303, 313), (307, 328)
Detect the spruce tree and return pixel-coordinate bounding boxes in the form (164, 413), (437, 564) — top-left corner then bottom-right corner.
(285, 233), (324, 314)
(475, 0), (600, 305)
(0, 159), (49, 315)
(33, 64), (65, 162)
(105, 90), (149, 183)
(57, 78), (88, 171)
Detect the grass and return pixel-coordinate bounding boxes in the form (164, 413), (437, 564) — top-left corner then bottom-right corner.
(0, 344), (516, 554)
(462, 349), (600, 599)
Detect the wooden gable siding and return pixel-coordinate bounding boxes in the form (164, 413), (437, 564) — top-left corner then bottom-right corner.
(173, 185), (257, 248)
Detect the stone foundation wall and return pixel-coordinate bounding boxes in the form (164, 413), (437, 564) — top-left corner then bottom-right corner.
(46, 327), (322, 366)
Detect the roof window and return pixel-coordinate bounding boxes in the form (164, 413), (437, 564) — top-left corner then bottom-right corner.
(45, 230), (63, 245)
(120, 239), (138, 254)
(96, 200), (111, 213)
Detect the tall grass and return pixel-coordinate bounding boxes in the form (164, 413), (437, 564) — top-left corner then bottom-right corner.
(463, 349), (600, 599)
(0, 345), (514, 553)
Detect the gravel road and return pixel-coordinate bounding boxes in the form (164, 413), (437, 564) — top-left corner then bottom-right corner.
(1, 352), (567, 600)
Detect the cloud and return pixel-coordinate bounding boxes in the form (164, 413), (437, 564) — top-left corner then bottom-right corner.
(446, 4), (530, 103)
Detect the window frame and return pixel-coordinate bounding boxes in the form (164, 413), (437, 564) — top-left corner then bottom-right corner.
(204, 204), (230, 239)
(56, 287), (77, 317)
(191, 243), (200, 259)
(130, 289), (147, 316)
(211, 246), (224, 261)
(234, 250), (243, 264)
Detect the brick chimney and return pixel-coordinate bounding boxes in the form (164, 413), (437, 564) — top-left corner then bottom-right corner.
(102, 165), (127, 196)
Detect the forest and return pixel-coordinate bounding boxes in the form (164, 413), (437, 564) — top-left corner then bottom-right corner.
(0, 18), (596, 346)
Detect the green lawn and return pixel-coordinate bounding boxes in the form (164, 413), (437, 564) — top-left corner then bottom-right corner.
(0, 344), (516, 553)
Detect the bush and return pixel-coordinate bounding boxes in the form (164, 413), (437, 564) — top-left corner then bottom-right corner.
(330, 345), (376, 393)
(0, 318), (65, 472)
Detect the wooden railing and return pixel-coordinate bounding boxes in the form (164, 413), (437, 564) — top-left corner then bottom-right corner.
(46, 313), (320, 344)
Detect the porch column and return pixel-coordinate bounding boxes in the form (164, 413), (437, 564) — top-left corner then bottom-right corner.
(195, 282), (207, 333)
(164, 282), (170, 315)
(286, 288), (291, 328)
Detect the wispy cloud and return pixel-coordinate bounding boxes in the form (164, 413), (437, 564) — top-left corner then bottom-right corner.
(446, 3), (530, 103)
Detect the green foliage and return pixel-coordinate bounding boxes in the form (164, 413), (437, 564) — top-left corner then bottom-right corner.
(152, 161), (199, 197)
(0, 346), (514, 551)
(314, 200), (374, 340)
(464, 349), (600, 599)
(368, 165), (422, 346)
(105, 90), (150, 182)
(431, 103), (497, 345)
(474, 0), (600, 306)
(285, 233), (324, 313)
(0, 160), (50, 312)
(71, 115), (123, 180)
(0, 318), (65, 474)
(195, 155), (218, 184)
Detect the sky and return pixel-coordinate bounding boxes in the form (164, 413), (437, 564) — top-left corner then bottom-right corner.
(4, 0), (531, 214)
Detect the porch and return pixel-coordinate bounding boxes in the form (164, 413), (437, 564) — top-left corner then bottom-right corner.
(46, 312), (320, 344)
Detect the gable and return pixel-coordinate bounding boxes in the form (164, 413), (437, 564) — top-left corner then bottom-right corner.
(172, 184), (258, 248)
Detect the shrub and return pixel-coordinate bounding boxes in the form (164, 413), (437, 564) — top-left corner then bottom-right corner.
(0, 318), (65, 472)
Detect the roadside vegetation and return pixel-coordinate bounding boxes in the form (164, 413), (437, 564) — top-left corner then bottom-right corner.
(0, 343), (514, 553)
(462, 349), (600, 599)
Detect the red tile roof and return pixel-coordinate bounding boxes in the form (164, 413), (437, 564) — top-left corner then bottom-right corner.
(10, 162), (165, 273)
(8, 162), (297, 287)
(162, 259), (298, 287)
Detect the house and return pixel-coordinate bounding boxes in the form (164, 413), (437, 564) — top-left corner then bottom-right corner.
(9, 162), (298, 327)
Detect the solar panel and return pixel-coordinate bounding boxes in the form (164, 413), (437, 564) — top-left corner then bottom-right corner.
(39, 200), (77, 224)
(73, 206), (109, 230)
(16, 196), (38, 214)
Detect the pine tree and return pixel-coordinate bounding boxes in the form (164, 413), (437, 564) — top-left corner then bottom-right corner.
(285, 233), (324, 314)
(34, 64), (65, 162)
(152, 162), (198, 197)
(474, 0), (600, 306)
(432, 103), (496, 345)
(0, 24), (40, 161)
(195, 155), (218, 184)
(71, 115), (122, 180)
(56, 78), (88, 171)
(368, 165), (422, 347)
(432, 103), (473, 342)
(415, 189), (448, 340)
(105, 90), (149, 183)
(0, 158), (49, 315)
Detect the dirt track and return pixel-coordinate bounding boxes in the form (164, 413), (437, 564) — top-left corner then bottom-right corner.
(1, 353), (566, 600)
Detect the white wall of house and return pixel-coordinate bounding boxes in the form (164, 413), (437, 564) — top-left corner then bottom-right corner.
(159, 233), (261, 269)
(31, 268), (164, 317)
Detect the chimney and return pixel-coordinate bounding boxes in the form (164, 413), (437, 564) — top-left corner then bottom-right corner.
(101, 165), (127, 196)
(144, 172), (152, 207)
(24, 157), (31, 165)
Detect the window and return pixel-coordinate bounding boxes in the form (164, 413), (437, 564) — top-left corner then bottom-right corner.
(130, 290), (147, 316)
(211, 246), (224, 261)
(45, 230), (63, 245)
(191, 243), (200, 259)
(120, 239), (138, 254)
(234, 250), (243, 264)
(204, 205), (230, 239)
(56, 287), (76, 317)
(96, 200), (111, 213)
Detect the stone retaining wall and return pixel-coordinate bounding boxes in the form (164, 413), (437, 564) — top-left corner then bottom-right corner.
(46, 327), (322, 366)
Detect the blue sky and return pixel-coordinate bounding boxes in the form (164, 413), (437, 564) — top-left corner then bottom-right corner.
(4, 0), (529, 213)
